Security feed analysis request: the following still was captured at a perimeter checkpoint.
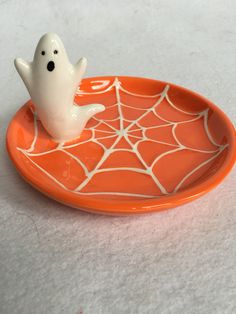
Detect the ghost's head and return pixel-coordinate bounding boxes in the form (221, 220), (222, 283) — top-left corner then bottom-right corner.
(33, 33), (69, 73)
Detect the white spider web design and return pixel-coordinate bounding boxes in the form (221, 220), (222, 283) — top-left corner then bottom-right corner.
(17, 77), (228, 199)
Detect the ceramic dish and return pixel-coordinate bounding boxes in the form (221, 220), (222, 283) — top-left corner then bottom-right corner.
(6, 76), (236, 214)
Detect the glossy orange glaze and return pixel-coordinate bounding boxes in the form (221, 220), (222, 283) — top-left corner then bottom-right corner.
(6, 76), (236, 214)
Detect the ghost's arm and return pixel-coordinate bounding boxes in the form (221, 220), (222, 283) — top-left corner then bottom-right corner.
(74, 57), (87, 86)
(14, 58), (32, 91)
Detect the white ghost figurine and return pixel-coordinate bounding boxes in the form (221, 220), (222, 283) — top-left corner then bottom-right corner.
(14, 32), (105, 142)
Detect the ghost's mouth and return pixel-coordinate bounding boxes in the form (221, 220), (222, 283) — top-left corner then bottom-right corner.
(47, 61), (55, 72)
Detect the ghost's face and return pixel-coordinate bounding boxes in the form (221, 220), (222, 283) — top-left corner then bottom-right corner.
(33, 33), (69, 74)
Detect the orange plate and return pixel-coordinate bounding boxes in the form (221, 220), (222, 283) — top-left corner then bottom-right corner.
(6, 76), (236, 215)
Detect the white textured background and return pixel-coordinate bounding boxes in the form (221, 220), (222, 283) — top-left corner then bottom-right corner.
(0, 1), (235, 313)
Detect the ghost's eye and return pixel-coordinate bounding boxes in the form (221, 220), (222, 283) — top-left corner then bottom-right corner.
(41, 51), (45, 56)
(54, 50), (58, 54)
